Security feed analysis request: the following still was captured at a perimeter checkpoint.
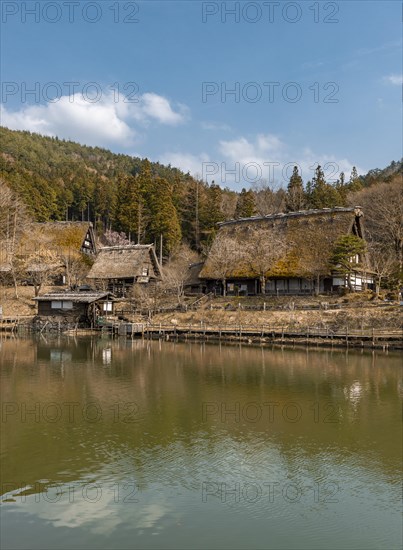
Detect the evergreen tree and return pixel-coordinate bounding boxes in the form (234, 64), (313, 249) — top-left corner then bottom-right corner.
(180, 178), (205, 250)
(348, 166), (362, 192)
(200, 183), (225, 245)
(147, 176), (182, 256)
(335, 171), (348, 205)
(234, 188), (256, 218)
(114, 174), (144, 242)
(330, 234), (366, 291)
(94, 179), (116, 231)
(308, 165), (342, 208)
(285, 166), (305, 212)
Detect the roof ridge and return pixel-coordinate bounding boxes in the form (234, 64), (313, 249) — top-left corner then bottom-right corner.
(99, 244), (153, 251)
(219, 206), (362, 226)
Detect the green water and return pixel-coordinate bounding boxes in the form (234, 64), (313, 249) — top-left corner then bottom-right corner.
(0, 337), (401, 549)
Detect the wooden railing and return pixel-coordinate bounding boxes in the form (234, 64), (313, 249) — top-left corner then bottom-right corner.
(142, 323), (403, 341)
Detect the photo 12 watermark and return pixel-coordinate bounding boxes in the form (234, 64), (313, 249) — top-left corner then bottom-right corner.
(202, 480), (340, 503)
(202, 401), (341, 424)
(1, 401), (141, 423)
(1, 81), (140, 104)
(202, 81), (339, 104)
(201, 2), (340, 24)
(1, 481), (140, 504)
(1, 1), (140, 24)
(202, 161), (342, 185)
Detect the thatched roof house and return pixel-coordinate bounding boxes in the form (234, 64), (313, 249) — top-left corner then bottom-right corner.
(200, 207), (373, 295)
(22, 221), (96, 257)
(87, 245), (162, 296)
(0, 221), (96, 276)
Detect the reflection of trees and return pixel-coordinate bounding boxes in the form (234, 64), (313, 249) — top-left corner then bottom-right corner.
(1, 338), (401, 494)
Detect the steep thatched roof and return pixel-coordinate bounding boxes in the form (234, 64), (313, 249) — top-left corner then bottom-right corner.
(200, 207), (366, 280)
(185, 262), (205, 287)
(0, 222), (96, 274)
(21, 222), (96, 254)
(87, 245), (162, 280)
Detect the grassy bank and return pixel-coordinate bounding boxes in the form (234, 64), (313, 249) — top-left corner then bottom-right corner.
(0, 286), (401, 334)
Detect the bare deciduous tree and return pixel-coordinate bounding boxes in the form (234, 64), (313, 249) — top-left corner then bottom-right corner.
(251, 180), (286, 216)
(203, 236), (241, 296)
(367, 242), (398, 297)
(349, 178), (403, 270)
(103, 229), (131, 246)
(162, 243), (199, 305)
(0, 179), (31, 298)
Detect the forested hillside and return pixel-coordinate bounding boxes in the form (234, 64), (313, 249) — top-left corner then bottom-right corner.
(0, 127), (401, 266)
(0, 127), (239, 252)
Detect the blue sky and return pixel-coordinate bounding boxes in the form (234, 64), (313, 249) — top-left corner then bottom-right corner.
(1, 0), (401, 189)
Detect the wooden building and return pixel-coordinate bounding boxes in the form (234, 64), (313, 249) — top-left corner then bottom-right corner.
(199, 207), (374, 296)
(86, 245), (162, 297)
(33, 292), (115, 327)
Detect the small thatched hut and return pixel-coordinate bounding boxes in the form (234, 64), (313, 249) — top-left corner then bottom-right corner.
(86, 245), (162, 297)
(199, 207), (374, 296)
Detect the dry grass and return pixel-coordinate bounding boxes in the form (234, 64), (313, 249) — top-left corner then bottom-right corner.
(1, 285), (401, 332)
(153, 303), (402, 331)
(0, 285), (64, 316)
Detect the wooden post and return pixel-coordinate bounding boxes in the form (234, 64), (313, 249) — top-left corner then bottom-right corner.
(159, 234), (163, 266)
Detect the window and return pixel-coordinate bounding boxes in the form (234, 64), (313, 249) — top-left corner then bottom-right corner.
(50, 301), (73, 309)
(142, 267), (149, 277)
(103, 302), (113, 312)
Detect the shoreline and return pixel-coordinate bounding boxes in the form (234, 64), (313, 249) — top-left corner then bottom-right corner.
(3, 324), (402, 351)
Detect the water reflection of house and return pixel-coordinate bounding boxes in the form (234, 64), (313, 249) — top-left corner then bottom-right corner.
(33, 292), (115, 327)
(86, 245), (162, 297)
(200, 207), (374, 296)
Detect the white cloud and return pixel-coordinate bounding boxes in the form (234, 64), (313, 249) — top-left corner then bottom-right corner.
(1, 91), (186, 148)
(1, 95), (135, 147)
(383, 74), (403, 85)
(209, 134), (364, 188)
(141, 93), (186, 125)
(160, 133), (362, 189)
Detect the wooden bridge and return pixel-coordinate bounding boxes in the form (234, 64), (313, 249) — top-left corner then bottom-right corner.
(0, 316), (33, 333)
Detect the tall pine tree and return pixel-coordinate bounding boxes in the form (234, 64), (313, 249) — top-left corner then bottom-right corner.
(147, 176), (182, 256)
(234, 188), (256, 218)
(285, 166), (305, 211)
(308, 165), (342, 208)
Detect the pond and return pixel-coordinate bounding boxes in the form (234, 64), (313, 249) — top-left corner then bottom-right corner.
(0, 337), (401, 549)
